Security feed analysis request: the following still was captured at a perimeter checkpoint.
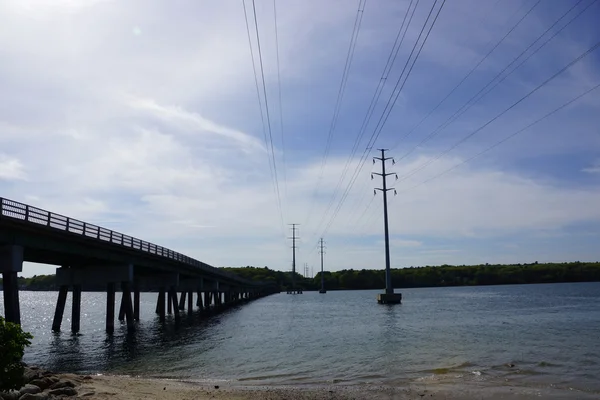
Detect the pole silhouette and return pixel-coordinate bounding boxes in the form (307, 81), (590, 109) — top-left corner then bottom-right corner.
(319, 238), (326, 293)
(373, 149), (397, 296)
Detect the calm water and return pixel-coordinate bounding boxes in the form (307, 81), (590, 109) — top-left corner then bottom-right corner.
(2, 283), (600, 395)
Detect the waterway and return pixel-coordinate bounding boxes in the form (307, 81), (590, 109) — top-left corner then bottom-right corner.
(3, 282), (600, 396)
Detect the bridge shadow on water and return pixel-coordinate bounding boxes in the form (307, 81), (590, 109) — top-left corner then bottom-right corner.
(42, 304), (246, 375)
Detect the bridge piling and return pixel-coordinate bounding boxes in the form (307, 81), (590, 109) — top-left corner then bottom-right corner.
(71, 284), (82, 333)
(168, 287), (180, 323)
(204, 292), (211, 313)
(157, 287), (166, 322)
(118, 295), (126, 321)
(133, 282), (140, 321)
(178, 291), (186, 310)
(52, 285), (69, 332)
(167, 291), (173, 314)
(106, 282), (115, 334)
(187, 291), (193, 315)
(196, 290), (202, 308)
(121, 281), (135, 332)
(0, 245), (23, 325)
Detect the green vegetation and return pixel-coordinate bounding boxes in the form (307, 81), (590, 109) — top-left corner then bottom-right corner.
(0, 316), (33, 392)
(1, 262), (599, 291)
(223, 261), (600, 291)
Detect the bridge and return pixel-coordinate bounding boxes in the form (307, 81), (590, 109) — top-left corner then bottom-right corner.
(0, 197), (279, 333)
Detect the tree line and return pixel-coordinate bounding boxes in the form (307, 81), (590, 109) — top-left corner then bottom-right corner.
(225, 261), (600, 291)
(2, 261), (599, 291)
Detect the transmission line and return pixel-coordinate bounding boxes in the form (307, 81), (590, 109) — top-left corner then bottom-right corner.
(400, 82), (600, 194)
(303, 0), (367, 227)
(394, 39), (600, 184)
(243, 0), (286, 235)
(307, 0), (419, 241)
(273, 0), (288, 199)
(391, 0), (595, 159)
(389, 0), (543, 150)
(314, 0), (446, 241)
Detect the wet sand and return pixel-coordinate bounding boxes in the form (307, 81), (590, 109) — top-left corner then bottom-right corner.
(77, 374), (598, 400)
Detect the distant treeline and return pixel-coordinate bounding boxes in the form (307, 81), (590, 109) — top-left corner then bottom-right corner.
(223, 261), (600, 291)
(2, 262), (599, 291)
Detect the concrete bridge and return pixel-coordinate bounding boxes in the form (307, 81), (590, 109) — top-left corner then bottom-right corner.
(0, 197), (279, 333)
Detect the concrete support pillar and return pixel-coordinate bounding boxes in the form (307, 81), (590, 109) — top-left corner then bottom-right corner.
(167, 291), (173, 314)
(187, 291), (193, 315)
(133, 282), (140, 321)
(204, 292), (211, 312)
(1, 245), (23, 325)
(196, 290), (202, 308)
(157, 287), (166, 322)
(178, 291), (186, 310)
(71, 284), (82, 333)
(52, 285), (69, 332)
(121, 281), (135, 332)
(106, 282), (115, 334)
(168, 287), (180, 323)
(118, 294), (126, 321)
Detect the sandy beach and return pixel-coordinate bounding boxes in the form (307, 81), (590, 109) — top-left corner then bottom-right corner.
(68, 374), (598, 400)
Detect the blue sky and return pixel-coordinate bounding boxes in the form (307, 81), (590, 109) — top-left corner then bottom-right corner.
(1, 0), (599, 277)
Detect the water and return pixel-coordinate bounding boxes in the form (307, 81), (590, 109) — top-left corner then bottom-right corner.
(3, 282), (600, 395)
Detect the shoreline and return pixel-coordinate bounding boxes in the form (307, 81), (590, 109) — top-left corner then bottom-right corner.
(54, 373), (600, 400)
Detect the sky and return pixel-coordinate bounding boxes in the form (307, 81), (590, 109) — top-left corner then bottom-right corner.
(1, 0), (600, 278)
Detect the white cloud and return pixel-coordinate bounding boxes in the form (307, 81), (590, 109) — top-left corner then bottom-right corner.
(126, 96), (265, 153)
(583, 160), (600, 174)
(0, 155), (27, 181)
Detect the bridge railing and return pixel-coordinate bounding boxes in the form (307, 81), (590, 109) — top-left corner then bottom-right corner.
(0, 197), (258, 286)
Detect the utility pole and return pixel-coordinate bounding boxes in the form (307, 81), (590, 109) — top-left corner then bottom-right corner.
(373, 149), (402, 304)
(319, 238), (326, 293)
(287, 224), (302, 294)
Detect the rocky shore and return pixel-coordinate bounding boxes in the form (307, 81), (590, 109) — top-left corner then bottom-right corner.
(0, 366), (95, 400)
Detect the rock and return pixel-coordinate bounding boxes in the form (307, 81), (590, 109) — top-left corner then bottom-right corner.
(27, 378), (52, 391)
(49, 380), (75, 390)
(19, 394), (48, 400)
(22, 369), (41, 384)
(0, 390), (19, 400)
(18, 384), (41, 395)
(79, 392), (95, 397)
(48, 387), (77, 397)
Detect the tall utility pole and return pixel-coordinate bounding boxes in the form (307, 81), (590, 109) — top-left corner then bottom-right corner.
(373, 149), (402, 304)
(319, 238), (326, 294)
(287, 224), (302, 294)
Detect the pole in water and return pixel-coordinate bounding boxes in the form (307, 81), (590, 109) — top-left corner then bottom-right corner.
(319, 238), (326, 294)
(373, 149), (402, 304)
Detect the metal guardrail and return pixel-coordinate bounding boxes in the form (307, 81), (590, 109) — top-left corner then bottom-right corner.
(0, 197), (263, 287)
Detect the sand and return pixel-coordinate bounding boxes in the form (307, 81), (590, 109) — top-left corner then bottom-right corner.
(73, 374), (598, 400)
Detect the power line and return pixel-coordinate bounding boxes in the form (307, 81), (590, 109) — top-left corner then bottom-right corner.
(250, 0), (285, 232)
(400, 81), (600, 194)
(307, 0), (419, 241)
(327, 0), (510, 239)
(304, 0), (367, 227)
(314, 0), (446, 242)
(395, 39), (600, 184)
(391, 0), (595, 159)
(390, 0), (543, 150)
(273, 0), (288, 199)
(242, 0), (285, 237)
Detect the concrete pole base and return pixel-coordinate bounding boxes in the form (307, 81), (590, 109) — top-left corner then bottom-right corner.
(377, 293), (402, 304)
